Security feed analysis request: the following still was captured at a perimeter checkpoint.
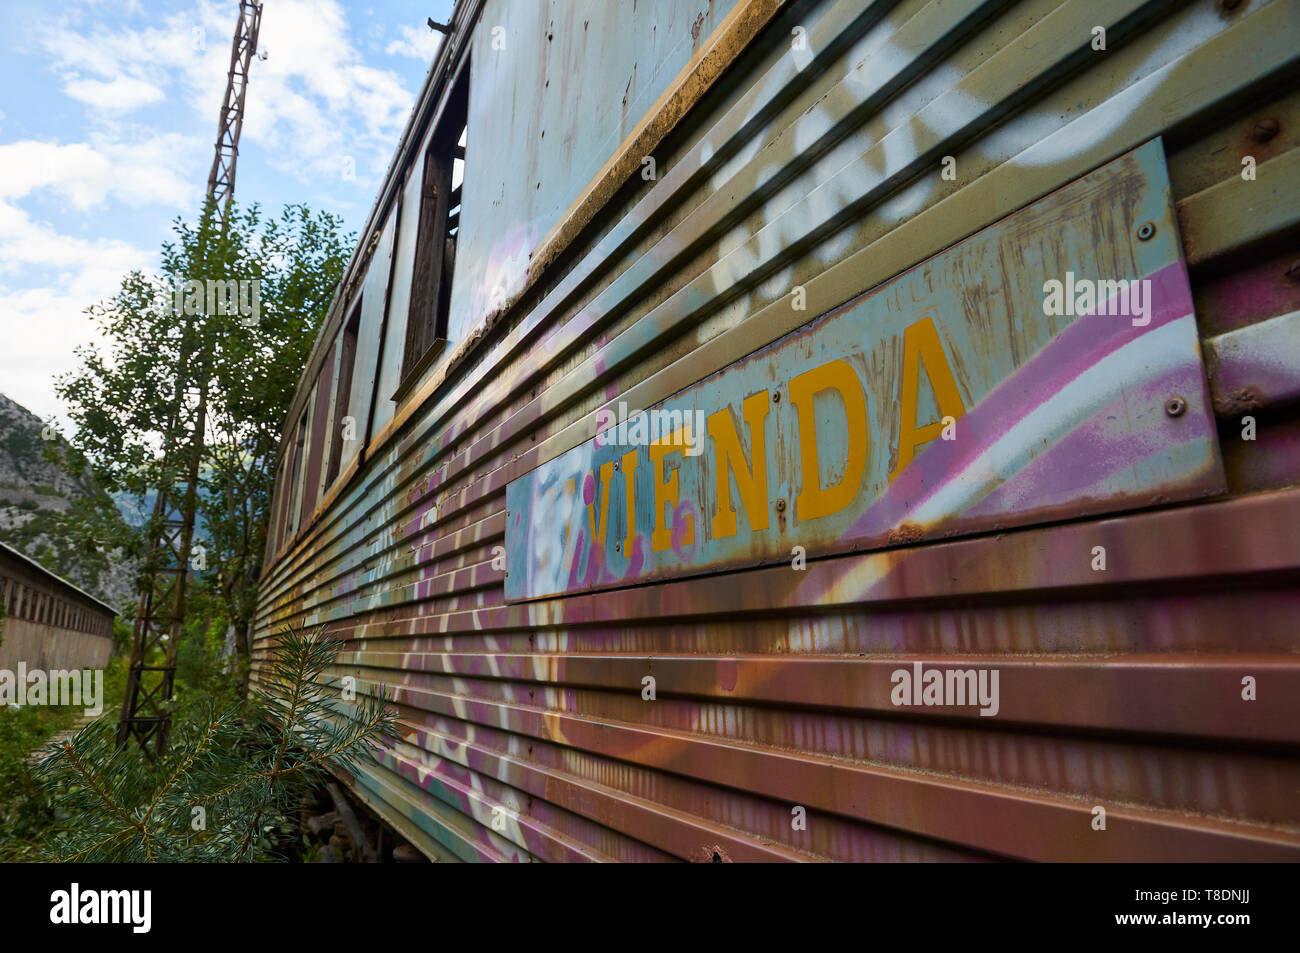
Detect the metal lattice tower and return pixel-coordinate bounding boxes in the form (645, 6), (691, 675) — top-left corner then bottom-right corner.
(208, 0), (263, 227)
(118, 0), (263, 758)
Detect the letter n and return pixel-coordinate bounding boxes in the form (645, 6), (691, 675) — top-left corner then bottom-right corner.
(708, 390), (770, 539)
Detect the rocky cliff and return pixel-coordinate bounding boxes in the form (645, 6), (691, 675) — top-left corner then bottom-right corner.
(0, 393), (134, 609)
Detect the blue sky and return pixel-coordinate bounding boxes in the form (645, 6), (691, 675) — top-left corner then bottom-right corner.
(0, 0), (454, 427)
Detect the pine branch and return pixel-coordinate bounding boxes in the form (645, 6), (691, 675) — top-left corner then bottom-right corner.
(35, 623), (392, 862)
(56, 734), (141, 834)
(143, 711), (226, 824)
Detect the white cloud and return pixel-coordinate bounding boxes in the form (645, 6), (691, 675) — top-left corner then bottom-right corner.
(0, 142), (112, 211)
(36, 0), (421, 187)
(244, 0), (420, 182)
(0, 137), (197, 212)
(386, 24), (442, 61)
(0, 133), (195, 422)
(2, 0), (426, 423)
(63, 75), (165, 111)
(0, 202), (155, 425)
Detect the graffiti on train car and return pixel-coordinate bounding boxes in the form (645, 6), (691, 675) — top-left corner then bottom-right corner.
(504, 141), (1226, 602)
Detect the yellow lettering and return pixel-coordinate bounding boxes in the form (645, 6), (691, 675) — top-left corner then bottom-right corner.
(890, 316), (966, 480)
(585, 461), (614, 546)
(649, 429), (695, 552)
(708, 391), (770, 539)
(789, 359), (868, 521)
(621, 448), (639, 555)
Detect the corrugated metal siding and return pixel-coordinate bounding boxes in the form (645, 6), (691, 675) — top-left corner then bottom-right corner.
(253, 0), (1300, 861)
(450, 0), (747, 341)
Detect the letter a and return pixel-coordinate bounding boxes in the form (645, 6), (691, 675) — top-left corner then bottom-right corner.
(890, 316), (966, 480)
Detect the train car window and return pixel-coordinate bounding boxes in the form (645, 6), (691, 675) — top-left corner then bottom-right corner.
(397, 63), (469, 396)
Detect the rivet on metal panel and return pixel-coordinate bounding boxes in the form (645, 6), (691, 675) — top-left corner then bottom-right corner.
(1252, 118), (1280, 142)
(775, 498), (787, 512)
(1137, 221), (1157, 241)
(690, 844), (733, 863)
(1165, 396), (1188, 417)
(613, 460), (620, 471)
(772, 389), (781, 403)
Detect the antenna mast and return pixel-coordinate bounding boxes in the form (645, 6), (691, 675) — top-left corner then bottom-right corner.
(117, 0), (264, 758)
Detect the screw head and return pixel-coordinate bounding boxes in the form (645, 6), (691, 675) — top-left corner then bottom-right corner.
(772, 390), (781, 403)
(1252, 118), (1280, 142)
(1165, 396), (1187, 417)
(775, 498), (787, 512)
(1137, 221), (1157, 241)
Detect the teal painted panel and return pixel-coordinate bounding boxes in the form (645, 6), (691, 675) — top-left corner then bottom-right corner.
(505, 140), (1224, 600)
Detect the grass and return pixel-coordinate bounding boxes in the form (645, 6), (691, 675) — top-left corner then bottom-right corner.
(1, 614), (361, 862)
(0, 654), (129, 861)
(1, 615), (262, 861)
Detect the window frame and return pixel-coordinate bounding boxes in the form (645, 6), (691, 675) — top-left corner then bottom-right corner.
(325, 298), (363, 490)
(393, 62), (470, 403)
(284, 410), (309, 542)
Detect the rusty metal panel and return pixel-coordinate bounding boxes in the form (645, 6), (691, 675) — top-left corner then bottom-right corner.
(506, 141), (1223, 599)
(252, 0), (1300, 863)
(1204, 308), (1300, 415)
(0, 543), (117, 673)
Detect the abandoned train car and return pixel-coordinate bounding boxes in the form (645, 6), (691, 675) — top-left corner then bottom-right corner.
(254, 0), (1300, 861)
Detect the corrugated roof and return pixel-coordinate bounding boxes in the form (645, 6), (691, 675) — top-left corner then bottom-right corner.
(0, 540), (119, 616)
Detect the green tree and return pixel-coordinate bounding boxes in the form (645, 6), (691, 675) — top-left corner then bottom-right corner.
(34, 626), (392, 862)
(54, 198), (352, 667)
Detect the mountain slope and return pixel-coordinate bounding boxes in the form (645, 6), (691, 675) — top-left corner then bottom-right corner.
(0, 393), (134, 609)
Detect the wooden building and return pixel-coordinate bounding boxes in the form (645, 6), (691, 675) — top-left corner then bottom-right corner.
(0, 541), (115, 672)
